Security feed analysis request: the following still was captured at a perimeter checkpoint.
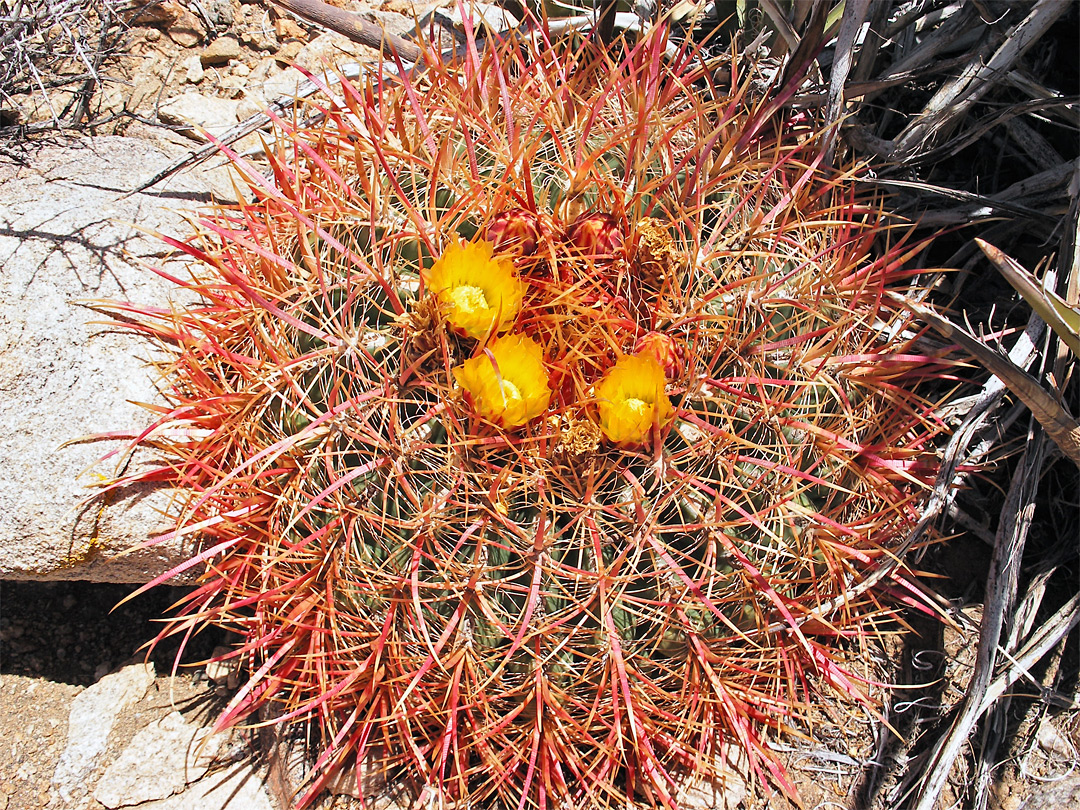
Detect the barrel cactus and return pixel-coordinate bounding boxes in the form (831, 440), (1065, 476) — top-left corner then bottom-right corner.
(114, 19), (954, 809)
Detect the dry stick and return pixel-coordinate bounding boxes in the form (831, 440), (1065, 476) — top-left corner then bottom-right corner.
(889, 0), (1070, 161)
(594, 0), (618, 46)
(868, 3), (981, 105)
(889, 291), (1080, 465)
(822, 0), (871, 166)
(973, 562), (1073, 810)
(852, 96), (1080, 168)
(910, 429), (1048, 810)
(977, 591), (1080, 717)
(980, 237), (1080, 358)
(132, 63), (375, 194)
(757, 0), (801, 52)
(971, 253), (1068, 810)
(892, 160), (1076, 227)
(270, 0), (424, 65)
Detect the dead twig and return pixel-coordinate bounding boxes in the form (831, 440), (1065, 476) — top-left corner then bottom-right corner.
(269, 0), (424, 65)
(889, 0), (1071, 160)
(890, 290), (1080, 465)
(910, 428), (1049, 810)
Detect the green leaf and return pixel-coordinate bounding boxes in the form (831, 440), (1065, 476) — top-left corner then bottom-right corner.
(977, 238), (1080, 357)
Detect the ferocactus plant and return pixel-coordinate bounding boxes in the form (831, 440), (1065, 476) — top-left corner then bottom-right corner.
(113, 16), (955, 810)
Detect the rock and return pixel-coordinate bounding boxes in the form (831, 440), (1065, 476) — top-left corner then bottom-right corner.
(293, 33), (371, 70)
(92, 712), (218, 808)
(158, 91), (240, 141)
(184, 53), (205, 84)
(1021, 774), (1080, 810)
(135, 761), (276, 810)
(274, 17), (307, 42)
(205, 646), (241, 691)
(274, 40), (303, 67)
(219, 74), (248, 99)
(236, 90), (269, 122)
(201, 35), (243, 67)
(165, 6), (207, 47)
(205, 0), (240, 29)
(263, 64), (305, 100)
(1036, 716), (1074, 758)
(675, 745), (748, 809)
(50, 663), (155, 803)
(0, 135), (234, 582)
(126, 0), (181, 27)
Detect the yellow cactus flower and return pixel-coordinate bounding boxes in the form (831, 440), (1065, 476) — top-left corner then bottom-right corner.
(595, 353), (675, 445)
(454, 334), (551, 428)
(422, 238), (525, 340)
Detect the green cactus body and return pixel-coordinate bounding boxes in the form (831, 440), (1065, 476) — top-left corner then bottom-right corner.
(116, 21), (956, 810)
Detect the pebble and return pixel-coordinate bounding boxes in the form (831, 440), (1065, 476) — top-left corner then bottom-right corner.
(241, 28), (279, 53)
(205, 645), (242, 692)
(184, 54), (205, 84)
(274, 18), (307, 42)
(50, 663), (156, 803)
(165, 8), (207, 48)
(201, 36), (243, 67)
(274, 40), (303, 66)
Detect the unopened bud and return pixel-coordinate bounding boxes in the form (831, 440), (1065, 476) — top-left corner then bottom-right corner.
(486, 209), (544, 255)
(634, 332), (684, 379)
(565, 213), (623, 257)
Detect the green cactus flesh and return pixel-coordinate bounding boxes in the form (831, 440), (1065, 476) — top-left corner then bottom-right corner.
(122, 25), (954, 810)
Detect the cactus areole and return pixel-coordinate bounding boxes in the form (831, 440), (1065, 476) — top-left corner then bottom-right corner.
(115, 20), (955, 810)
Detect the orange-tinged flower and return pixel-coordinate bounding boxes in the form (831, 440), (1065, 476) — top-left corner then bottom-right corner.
(595, 353), (674, 445)
(454, 334), (551, 428)
(422, 238), (525, 339)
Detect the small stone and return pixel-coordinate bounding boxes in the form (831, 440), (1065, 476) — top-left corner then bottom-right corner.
(274, 18), (307, 41)
(184, 54), (204, 84)
(145, 28), (161, 42)
(127, 0), (180, 26)
(201, 36), (243, 67)
(248, 57), (276, 85)
(205, 0), (238, 28)
(166, 8), (207, 47)
(205, 646), (241, 690)
(241, 27), (279, 53)
(676, 744), (748, 810)
(236, 91), (268, 122)
(51, 663), (156, 804)
(218, 75), (247, 99)
(232, 62), (251, 78)
(1036, 717), (1074, 758)
(262, 66), (304, 101)
(274, 40), (303, 66)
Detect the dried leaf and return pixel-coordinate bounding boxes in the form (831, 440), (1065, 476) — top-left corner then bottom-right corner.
(977, 238), (1080, 357)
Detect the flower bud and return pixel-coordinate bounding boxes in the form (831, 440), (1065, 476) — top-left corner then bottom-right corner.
(486, 209), (544, 255)
(565, 213), (623, 257)
(634, 332), (684, 379)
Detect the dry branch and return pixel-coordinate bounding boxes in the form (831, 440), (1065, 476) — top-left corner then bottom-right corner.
(889, 0), (1070, 160)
